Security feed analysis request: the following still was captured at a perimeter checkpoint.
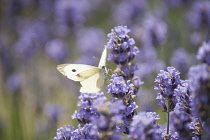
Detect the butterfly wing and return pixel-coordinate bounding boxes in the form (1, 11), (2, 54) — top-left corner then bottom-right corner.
(57, 64), (98, 81)
(79, 69), (105, 93)
(57, 47), (107, 93)
(76, 67), (101, 81)
(98, 47), (107, 68)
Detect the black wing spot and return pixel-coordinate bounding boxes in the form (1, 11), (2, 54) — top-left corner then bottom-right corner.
(72, 69), (76, 72)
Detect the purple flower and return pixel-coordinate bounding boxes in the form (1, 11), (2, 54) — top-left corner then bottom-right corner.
(90, 99), (126, 140)
(114, 26), (131, 38)
(122, 102), (138, 125)
(72, 93), (104, 124)
(54, 126), (73, 140)
(187, 1), (210, 30)
(119, 64), (138, 80)
(188, 63), (210, 139)
(54, 26), (142, 139)
(54, 124), (97, 140)
(106, 26), (140, 65)
(54, 93), (106, 139)
(128, 112), (161, 140)
(109, 100), (126, 115)
(174, 80), (192, 114)
(106, 26), (142, 134)
(188, 64), (210, 140)
(104, 101), (139, 135)
(77, 92), (105, 108)
(45, 39), (69, 63)
(156, 93), (168, 112)
(154, 67), (181, 96)
(170, 109), (193, 140)
(159, 128), (179, 140)
(196, 41), (210, 65)
(188, 119), (203, 139)
(105, 26), (142, 95)
(188, 64), (210, 119)
(154, 67), (181, 112)
(132, 76), (144, 94)
(106, 74), (134, 98)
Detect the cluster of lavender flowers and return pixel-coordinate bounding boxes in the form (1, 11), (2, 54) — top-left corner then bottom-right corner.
(54, 26), (210, 140)
(154, 67), (192, 139)
(53, 93), (127, 140)
(154, 67), (181, 113)
(154, 65), (206, 139)
(2, 0), (210, 139)
(54, 93), (102, 140)
(153, 40), (210, 140)
(54, 26), (144, 139)
(188, 41), (210, 139)
(105, 26), (143, 133)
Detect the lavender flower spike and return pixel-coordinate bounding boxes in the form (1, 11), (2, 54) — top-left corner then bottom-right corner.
(106, 26), (142, 134)
(154, 67), (181, 112)
(106, 26), (140, 65)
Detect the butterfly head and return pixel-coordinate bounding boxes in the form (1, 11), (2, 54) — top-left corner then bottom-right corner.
(102, 66), (111, 77)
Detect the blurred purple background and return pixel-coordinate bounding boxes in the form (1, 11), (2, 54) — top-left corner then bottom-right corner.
(0, 0), (209, 139)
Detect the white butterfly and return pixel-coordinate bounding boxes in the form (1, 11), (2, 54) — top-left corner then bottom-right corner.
(57, 47), (107, 93)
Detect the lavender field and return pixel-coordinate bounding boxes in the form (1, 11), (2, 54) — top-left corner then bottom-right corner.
(0, 0), (210, 140)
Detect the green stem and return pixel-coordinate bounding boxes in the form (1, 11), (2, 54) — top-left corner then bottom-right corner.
(166, 99), (170, 135)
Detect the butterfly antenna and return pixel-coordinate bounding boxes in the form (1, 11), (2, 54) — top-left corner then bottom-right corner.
(103, 65), (112, 84)
(106, 65), (113, 77)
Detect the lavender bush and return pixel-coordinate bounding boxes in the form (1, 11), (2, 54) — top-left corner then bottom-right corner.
(54, 26), (210, 140)
(1, 0), (210, 140)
